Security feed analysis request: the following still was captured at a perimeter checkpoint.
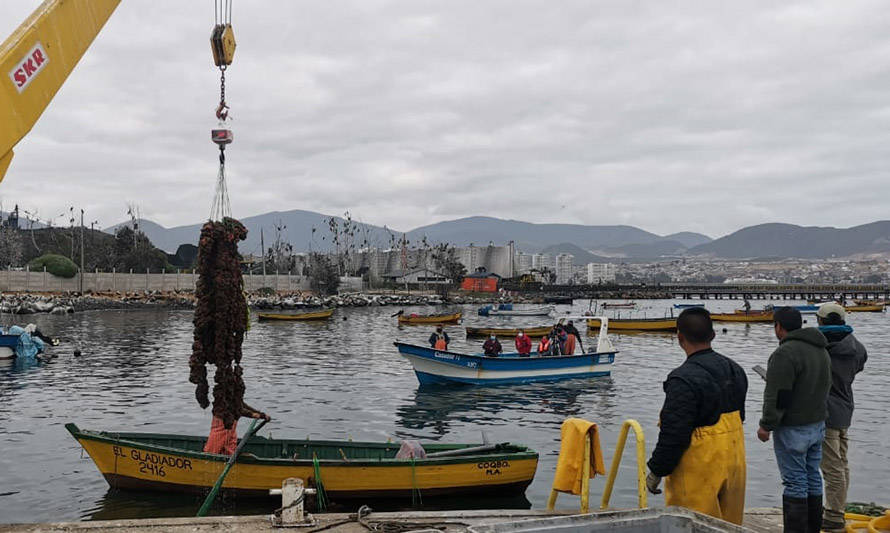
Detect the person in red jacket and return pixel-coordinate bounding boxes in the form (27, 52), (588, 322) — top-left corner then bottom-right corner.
(515, 330), (532, 356)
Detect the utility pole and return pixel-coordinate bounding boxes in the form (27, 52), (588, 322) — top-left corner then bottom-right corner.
(260, 227), (266, 284)
(79, 209), (85, 293)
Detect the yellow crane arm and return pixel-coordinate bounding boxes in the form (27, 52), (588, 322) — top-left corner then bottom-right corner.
(0, 0), (120, 184)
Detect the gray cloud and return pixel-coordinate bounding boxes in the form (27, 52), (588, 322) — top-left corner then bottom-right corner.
(1, 0), (888, 237)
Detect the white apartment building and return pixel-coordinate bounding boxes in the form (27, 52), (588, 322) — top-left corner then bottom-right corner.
(587, 262), (617, 284)
(532, 253), (555, 271)
(515, 252), (533, 274)
(555, 253), (574, 284)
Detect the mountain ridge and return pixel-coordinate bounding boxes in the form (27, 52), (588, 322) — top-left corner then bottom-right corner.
(98, 209), (890, 259)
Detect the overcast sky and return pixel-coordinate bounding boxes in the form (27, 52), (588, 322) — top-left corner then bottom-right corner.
(1, 1), (889, 238)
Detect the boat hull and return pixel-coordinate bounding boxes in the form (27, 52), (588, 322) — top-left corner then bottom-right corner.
(586, 318), (677, 331)
(395, 342), (613, 386)
(257, 309), (334, 321)
(711, 312), (773, 322)
(465, 326), (552, 338)
(844, 305), (884, 313)
(66, 424), (538, 499)
(398, 312), (462, 325)
(488, 308), (553, 317)
(0, 334), (18, 359)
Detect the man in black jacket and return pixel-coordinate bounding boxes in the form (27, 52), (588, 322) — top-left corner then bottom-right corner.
(646, 307), (748, 525)
(816, 303), (868, 531)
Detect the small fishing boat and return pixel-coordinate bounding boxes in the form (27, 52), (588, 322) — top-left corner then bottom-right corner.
(586, 317), (677, 332)
(793, 305), (819, 314)
(257, 309), (334, 321)
(844, 304), (885, 313)
(711, 311), (774, 323)
(397, 312), (462, 325)
(855, 299), (890, 306)
(673, 303), (705, 309)
(396, 318), (616, 386)
(0, 334), (18, 359)
(66, 424), (537, 499)
(478, 305), (554, 317)
(600, 302), (636, 309)
(465, 326), (553, 338)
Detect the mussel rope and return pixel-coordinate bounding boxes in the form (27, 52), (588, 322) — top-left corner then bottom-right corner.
(312, 454), (328, 512)
(410, 458), (422, 506)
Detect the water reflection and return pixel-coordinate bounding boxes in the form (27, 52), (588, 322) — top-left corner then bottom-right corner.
(0, 302), (887, 523)
(395, 379), (615, 439)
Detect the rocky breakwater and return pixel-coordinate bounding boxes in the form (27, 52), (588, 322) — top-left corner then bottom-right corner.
(1, 291), (522, 315)
(0, 292), (195, 315)
(249, 292), (511, 310)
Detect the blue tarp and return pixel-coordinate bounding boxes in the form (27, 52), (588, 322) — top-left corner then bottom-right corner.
(5, 326), (45, 359)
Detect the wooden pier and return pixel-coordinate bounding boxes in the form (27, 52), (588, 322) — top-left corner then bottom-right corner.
(506, 283), (890, 301)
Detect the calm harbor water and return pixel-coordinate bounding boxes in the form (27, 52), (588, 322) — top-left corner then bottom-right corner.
(0, 299), (887, 523)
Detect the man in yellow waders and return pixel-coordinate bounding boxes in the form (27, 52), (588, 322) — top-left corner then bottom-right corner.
(646, 308), (749, 524)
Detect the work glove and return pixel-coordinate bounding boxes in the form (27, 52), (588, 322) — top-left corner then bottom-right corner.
(646, 472), (662, 495)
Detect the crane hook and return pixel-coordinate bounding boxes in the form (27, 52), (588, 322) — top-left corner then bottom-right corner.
(216, 101), (229, 121)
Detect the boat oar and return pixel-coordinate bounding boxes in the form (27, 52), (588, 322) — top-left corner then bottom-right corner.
(196, 418), (268, 517)
(391, 310), (404, 318)
(425, 442), (508, 458)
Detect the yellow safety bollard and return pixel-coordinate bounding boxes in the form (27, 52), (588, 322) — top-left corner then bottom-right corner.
(600, 419), (647, 510)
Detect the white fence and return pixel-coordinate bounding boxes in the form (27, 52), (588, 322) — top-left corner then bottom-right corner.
(0, 268), (363, 293)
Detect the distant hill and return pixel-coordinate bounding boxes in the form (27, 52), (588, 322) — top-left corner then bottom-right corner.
(106, 210), (397, 254)
(690, 221), (890, 258)
(105, 212), (705, 255)
(407, 216), (668, 252)
(664, 232), (712, 248)
(101, 209), (890, 259)
(1, 211), (47, 229)
(600, 240), (688, 258)
(538, 243), (613, 264)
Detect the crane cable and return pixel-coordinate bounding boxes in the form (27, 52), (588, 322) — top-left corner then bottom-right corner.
(210, 0), (235, 221)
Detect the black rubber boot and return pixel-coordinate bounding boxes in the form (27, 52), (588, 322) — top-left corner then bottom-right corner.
(806, 495), (823, 533)
(783, 495), (809, 533)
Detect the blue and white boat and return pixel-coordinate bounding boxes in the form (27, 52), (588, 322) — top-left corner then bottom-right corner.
(793, 305), (819, 314)
(395, 318), (617, 386)
(673, 303), (705, 309)
(0, 334), (18, 360)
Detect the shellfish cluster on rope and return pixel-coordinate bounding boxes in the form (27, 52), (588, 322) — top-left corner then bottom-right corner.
(189, 217), (249, 429)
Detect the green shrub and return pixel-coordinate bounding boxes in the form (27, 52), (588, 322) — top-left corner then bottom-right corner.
(28, 254), (78, 278)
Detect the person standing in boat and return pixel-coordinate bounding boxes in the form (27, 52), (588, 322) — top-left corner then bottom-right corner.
(514, 330), (532, 356)
(646, 307), (748, 525)
(537, 333), (552, 355)
(815, 304), (867, 532)
(555, 326), (568, 355)
(563, 320), (584, 353)
(204, 403), (270, 455)
(428, 325), (450, 350)
(482, 334), (503, 356)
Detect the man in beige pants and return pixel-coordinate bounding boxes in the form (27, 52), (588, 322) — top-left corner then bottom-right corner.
(816, 303), (868, 532)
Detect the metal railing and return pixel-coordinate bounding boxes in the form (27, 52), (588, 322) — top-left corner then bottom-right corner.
(547, 418), (646, 514)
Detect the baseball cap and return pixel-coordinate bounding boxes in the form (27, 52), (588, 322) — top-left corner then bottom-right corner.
(817, 302), (846, 320)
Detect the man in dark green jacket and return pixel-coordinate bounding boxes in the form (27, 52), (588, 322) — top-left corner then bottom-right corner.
(758, 307), (831, 533)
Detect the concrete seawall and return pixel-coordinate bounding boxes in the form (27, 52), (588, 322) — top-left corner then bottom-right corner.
(0, 508), (783, 532)
(0, 269), (362, 293)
